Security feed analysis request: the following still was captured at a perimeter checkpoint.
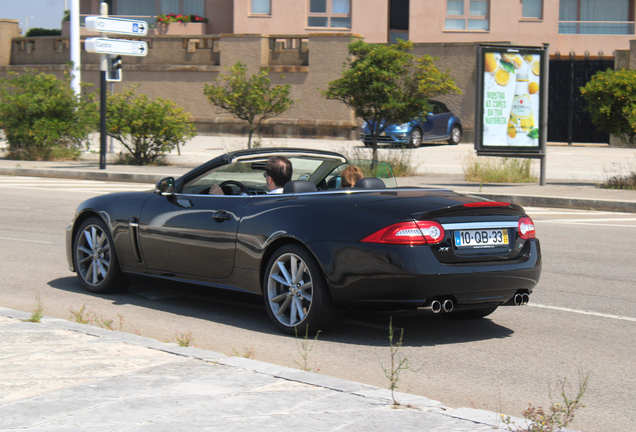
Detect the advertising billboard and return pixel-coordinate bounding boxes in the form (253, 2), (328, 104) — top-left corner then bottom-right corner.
(475, 45), (547, 155)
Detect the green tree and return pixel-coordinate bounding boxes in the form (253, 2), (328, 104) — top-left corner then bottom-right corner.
(322, 39), (461, 161)
(580, 68), (636, 147)
(0, 69), (97, 160)
(106, 88), (196, 165)
(204, 62), (294, 149)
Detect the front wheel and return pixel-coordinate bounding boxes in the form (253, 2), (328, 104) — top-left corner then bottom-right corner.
(263, 244), (341, 335)
(448, 125), (462, 145)
(407, 128), (423, 148)
(73, 217), (126, 294)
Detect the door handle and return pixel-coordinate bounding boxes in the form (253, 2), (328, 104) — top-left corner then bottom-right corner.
(211, 211), (232, 221)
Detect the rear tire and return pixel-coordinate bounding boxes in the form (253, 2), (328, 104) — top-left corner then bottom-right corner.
(447, 305), (498, 319)
(263, 244), (341, 335)
(448, 125), (462, 145)
(73, 217), (126, 294)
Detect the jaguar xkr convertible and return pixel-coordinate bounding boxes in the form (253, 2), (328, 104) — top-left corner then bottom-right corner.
(66, 148), (541, 334)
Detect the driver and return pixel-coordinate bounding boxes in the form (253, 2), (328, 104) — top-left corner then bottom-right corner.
(265, 156), (292, 194)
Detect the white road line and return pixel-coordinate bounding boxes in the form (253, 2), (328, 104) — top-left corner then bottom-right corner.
(537, 221), (636, 228)
(0, 236), (52, 244)
(530, 303), (636, 322)
(536, 217), (636, 222)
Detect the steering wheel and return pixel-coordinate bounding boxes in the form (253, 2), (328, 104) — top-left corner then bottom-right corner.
(219, 180), (250, 195)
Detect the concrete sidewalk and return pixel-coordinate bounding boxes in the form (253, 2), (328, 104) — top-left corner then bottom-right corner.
(1, 307), (559, 432)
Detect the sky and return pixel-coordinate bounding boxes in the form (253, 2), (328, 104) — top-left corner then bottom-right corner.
(0, 0), (66, 34)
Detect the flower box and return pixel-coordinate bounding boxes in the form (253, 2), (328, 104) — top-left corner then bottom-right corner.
(155, 22), (207, 36)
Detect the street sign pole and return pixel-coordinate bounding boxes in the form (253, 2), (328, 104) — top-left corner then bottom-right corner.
(99, 2), (108, 170)
(86, 3), (148, 169)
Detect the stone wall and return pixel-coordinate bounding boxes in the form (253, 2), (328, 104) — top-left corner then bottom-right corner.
(0, 31), (478, 141)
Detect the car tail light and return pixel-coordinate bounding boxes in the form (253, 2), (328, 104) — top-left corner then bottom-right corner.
(361, 221), (445, 245)
(518, 217), (536, 239)
(463, 201), (510, 208)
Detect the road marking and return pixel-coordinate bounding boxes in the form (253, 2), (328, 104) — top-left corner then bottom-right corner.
(537, 220), (636, 228)
(530, 303), (636, 322)
(0, 236), (52, 244)
(0, 176), (151, 194)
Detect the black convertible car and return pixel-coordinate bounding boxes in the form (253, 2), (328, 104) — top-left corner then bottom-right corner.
(66, 148), (541, 334)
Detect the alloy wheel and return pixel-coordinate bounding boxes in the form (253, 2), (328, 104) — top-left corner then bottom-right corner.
(410, 129), (422, 147)
(75, 223), (111, 287)
(449, 126), (462, 144)
(266, 252), (313, 327)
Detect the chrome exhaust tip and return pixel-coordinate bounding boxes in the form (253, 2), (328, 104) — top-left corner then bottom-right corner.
(514, 294), (523, 306)
(430, 300), (442, 314)
(442, 299), (454, 313)
(521, 293), (529, 305)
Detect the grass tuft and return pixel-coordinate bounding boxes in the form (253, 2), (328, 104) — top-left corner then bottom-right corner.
(462, 153), (537, 183)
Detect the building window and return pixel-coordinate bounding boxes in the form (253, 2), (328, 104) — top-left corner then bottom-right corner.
(445, 0), (489, 31)
(389, 0), (409, 43)
(559, 0), (633, 34)
(308, 0), (351, 29)
(522, 0), (542, 19)
(116, 0), (204, 17)
(251, 0), (271, 15)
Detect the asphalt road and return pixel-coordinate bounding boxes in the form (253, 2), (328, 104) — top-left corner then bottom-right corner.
(2, 177), (635, 432)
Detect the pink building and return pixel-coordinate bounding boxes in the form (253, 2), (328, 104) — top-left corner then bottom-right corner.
(80, 0), (635, 56)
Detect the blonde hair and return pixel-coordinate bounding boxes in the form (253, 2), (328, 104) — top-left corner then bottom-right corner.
(341, 166), (364, 187)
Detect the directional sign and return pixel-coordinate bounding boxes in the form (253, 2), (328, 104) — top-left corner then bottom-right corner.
(85, 16), (148, 36)
(85, 38), (148, 57)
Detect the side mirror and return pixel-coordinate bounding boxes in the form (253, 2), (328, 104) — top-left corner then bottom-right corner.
(155, 177), (175, 196)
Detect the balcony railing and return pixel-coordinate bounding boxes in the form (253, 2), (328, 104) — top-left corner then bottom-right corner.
(559, 20), (635, 35)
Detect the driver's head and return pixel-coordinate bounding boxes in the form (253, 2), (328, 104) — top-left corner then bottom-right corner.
(265, 156), (292, 190)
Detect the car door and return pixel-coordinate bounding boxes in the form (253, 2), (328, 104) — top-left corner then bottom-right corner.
(430, 102), (453, 138)
(137, 193), (249, 280)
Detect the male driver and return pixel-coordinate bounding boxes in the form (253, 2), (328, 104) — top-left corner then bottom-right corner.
(264, 156), (292, 194)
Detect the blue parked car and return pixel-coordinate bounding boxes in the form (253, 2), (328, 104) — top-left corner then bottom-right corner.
(360, 100), (462, 148)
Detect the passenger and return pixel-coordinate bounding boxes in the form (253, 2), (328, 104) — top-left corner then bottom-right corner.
(341, 165), (364, 188)
(264, 156), (292, 194)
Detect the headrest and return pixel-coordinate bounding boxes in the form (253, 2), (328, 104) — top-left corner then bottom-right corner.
(282, 180), (317, 194)
(354, 177), (386, 189)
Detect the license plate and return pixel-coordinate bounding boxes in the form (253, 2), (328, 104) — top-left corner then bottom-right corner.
(454, 229), (508, 248)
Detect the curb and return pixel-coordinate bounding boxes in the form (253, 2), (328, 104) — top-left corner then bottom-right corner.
(464, 192), (636, 213)
(0, 166), (166, 184)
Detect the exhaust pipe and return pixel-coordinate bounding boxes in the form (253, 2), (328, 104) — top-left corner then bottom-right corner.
(513, 293), (530, 306)
(418, 300), (442, 313)
(430, 300), (442, 313)
(418, 299), (454, 314)
(442, 299), (454, 313)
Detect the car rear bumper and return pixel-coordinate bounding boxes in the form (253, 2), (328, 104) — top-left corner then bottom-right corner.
(309, 239), (541, 310)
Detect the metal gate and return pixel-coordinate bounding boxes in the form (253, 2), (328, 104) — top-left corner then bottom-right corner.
(548, 54), (614, 144)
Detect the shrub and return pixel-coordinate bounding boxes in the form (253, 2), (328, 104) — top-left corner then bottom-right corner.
(580, 68), (636, 147)
(0, 70), (97, 160)
(106, 88), (196, 165)
(204, 62), (294, 149)
(25, 28), (62, 37)
(462, 153), (537, 183)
